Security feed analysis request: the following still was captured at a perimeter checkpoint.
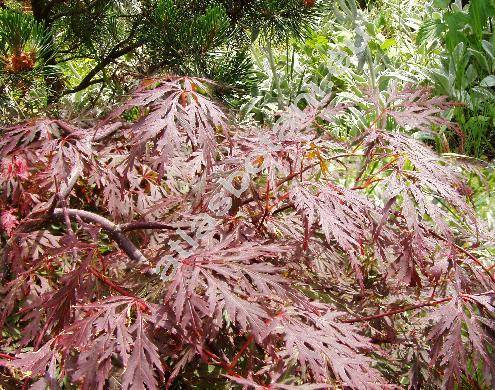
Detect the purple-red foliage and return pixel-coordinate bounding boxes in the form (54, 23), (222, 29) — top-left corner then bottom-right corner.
(0, 76), (494, 389)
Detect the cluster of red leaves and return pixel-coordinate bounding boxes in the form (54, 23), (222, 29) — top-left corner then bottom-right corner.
(2, 50), (36, 74)
(0, 76), (494, 389)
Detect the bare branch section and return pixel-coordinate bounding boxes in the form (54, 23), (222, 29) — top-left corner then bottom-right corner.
(59, 166), (82, 199)
(52, 208), (150, 265)
(120, 221), (176, 232)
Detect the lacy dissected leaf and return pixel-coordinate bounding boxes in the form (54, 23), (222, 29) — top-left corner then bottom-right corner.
(105, 77), (227, 171)
(8, 297), (164, 390)
(121, 310), (164, 390)
(0, 209), (18, 236)
(289, 181), (385, 283)
(269, 307), (386, 389)
(356, 129), (483, 286)
(160, 237), (291, 342)
(7, 338), (57, 376)
(428, 294), (495, 389)
(67, 297), (163, 390)
(365, 85), (462, 140)
(1, 77), (493, 390)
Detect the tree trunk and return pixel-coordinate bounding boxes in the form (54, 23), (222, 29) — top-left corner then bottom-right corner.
(31, 0), (65, 103)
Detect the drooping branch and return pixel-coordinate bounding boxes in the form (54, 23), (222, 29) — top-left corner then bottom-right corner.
(52, 208), (150, 265)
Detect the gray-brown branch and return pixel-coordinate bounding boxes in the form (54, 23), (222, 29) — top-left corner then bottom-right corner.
(53, 208), (150, 265)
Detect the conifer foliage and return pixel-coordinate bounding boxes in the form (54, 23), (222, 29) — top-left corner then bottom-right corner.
(0, 0), (324, 116)
(0, 76), (494, 388)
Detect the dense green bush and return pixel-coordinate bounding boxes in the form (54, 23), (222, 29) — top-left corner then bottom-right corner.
(419, 0), (495, 158)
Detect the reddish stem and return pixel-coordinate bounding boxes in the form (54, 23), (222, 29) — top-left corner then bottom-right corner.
(353, 155), (398, 189)
(89, 266), (134, 297)
(341, 297), (452, 324)
(0, 352), (16, 360)
(228, 334), (254, 371)
(428, 229), (495, 284)
(90, 266), (150, 313)
(203, 348), (240, 376)
(257, 181), (271, 229)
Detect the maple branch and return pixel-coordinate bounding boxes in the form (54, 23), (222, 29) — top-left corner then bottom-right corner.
(59, 165), (82, 199)
(120, 221), (176, 232)
(341, 297), (452, 324)
(52, 208), (150, 265)
(18, 165), (80, 226)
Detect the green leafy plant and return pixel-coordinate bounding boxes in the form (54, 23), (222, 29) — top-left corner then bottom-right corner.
(240, 0), (431, 127)
(418, 0), (495, 158)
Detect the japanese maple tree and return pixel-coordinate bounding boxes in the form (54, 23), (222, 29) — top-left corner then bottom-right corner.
(0, 76), (494, 389)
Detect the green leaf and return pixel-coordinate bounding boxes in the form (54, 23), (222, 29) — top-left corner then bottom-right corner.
(480, 75), (495, 87)
(433, 0), (450, 9)
(416, 19), (441, 45)
(468, 0), (495, 40)
(482, 40), (495, 60)
(380, 38), (396, 51)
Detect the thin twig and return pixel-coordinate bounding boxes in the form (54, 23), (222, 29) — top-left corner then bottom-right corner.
(89, 266), (134, 298)
(427, 229), (495, 284)
(341, 297), (452, 324)
(0, 352), (15, 361)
